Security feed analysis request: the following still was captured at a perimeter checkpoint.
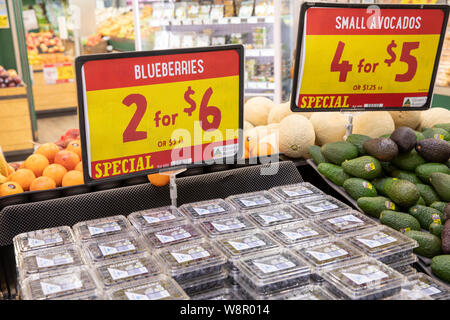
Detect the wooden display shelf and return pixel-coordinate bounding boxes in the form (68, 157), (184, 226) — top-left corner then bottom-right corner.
(32, 69), (78, 114)
(0, 86), (34, 153)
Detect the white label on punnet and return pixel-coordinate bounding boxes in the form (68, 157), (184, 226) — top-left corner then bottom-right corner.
(143, 214), (175, 224)
(211, 221), (246, 232)
(343, 270), (388, 285)
(171, 249), (210, 264)
(356, 234), (397, 248)
(40, 274), (83, 296)
(307, 249), (348, 261)
(88, 222), (121, 236)
(28, 236), (63, 248)
(228, 239), (265, 251)
(108, 266), (148, 280)
(99, 243), (135, 257)
(254, 260), (295, 274)
(36, 255), (74, 268)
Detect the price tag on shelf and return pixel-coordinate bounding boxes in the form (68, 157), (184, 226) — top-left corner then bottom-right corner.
(291, 3), (449, 112)
(43, 63), (75, 85)
(218, 17), (228, 24)
(0, 0), (9, 29)
(248, 16), (258, 24)
(230, 17), (241, 24)
(76, 46), (244, 182)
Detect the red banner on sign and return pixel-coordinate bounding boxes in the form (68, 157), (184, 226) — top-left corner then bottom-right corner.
(305, 8), (444, 35)
(83, 50), (240, 92)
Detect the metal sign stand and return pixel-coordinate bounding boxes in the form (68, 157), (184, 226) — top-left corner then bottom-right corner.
(159, 167), (187, 207)
(341, 112), (355, 140)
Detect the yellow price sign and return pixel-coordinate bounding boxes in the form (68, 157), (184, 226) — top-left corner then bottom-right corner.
(0, 15), (8, 28)
(56, 64), (75, 80)
(291, 4), (448, 111)
(76, 47), (243, 182)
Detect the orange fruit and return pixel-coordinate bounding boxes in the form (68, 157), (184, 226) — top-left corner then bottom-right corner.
(0, 182), (24, 196)
(75, 162), (83, 172)
(244, 147), (250, 159)
(19, 162), (25, 169)
(66, 140), (82, 160)
(29, 176), (56, 191)
(35, 143), (60, 163)
(43, 164), (67, 187)
(24, 154), (49, 177)
(62, 170), (84, 187)
(147, 173), (170, 187)
(54, 150), (80, 171)
(0, 174), (7, 184)
(7, 165), (15, 175)
(9, 168), (36, 191)
(253, 142), (274, 157)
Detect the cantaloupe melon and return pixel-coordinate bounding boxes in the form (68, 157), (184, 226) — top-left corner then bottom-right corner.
(419, 108), (450, 130)
(244, 121), (254, 131)
(389, 111), (422, 129)
(268, 102), (292, 124)
(352, 111), (395, 138)
(279, 115), (315, 158)
(267, 123), (280, 134)
(244, 97), (274, 126)
(310, 113), (348, 145)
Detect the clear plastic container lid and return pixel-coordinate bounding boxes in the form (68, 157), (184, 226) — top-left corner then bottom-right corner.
(321, 258), (404, 300)
(318, 210), (378, 237)
(107, 275), (189, 300)
(157, 239), (227, 278)
(406, 273), (450, 300)
(295, 240), (365, 271)
(143, 222), (202, 249)
(197, 214), (256, 239)
(73, 215), (131, 242)
(236, 249), (311, 288)
(267, 221), (331, 248)
(246, 205), (305, 229)
(21, 266), (97, 300)
(226, 191), (280, 211)
(213, 231), (279, 264)
(191, 285), (242, 300)
(18, 245), (85, 279)
(13, 226), (75, 254)
(393, 265), (417, 277)
(387, 253), (418, 269)
(93, 254), (161, 288)
(178, 267), (228, 291)
(269, 182), (325, 202)
(82, 232), (146, 263)
(179, 199), (236, 221)
(266, 285), (336, 300)
(347, 226), (418, 260)
(292, 197), (351, 218)
(51, 290), (106, 300)
(128, 206), (186, 233)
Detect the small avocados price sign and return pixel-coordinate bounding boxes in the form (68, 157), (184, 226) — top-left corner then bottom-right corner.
(291, 2), (449, 112)
(76, 45), (244, 183)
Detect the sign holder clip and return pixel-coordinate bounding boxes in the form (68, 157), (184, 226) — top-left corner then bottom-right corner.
(160, 167), (187, 207)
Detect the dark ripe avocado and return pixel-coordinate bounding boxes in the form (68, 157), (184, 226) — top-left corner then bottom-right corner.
(431, 255), (450, 283)
(429, 172), (450, 202)
(444, 203), (450, 221)
(441, 220), (450, 254)
(390, 127), (417, 153)
(363, 138), (399, 162)
(415, 138), (450, 163)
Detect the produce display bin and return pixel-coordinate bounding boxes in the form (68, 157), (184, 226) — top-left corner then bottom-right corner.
(0, 162), (303, 299)
(0, 86), (34, 156)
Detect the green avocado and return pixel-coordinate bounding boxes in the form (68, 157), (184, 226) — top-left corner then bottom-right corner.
(342, 156), (383, 180)
(308, 145), (328, 165)
(405, 230), (442, 258)
(346, 134), (371, 156)
(415, 184), (441, 206)
(415, 163), (450, 183)
(392, 150), (426, 172)
(431, 255), (450, 283)
(343, 178), (378, 200)
(408, 205), (445, 230)
(385, 179), (420, 209)
(357, 196), (397, 218)
(391, 170), (422, 184)
(429, 172), (450, 202)
(380, 210), (421, 232)
(321, 142), (358, 165)
(317, 163), (351, 186)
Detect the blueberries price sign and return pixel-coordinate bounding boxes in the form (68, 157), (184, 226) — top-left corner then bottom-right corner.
(76, 46), (243, 182)
(291, 3), (449, 112)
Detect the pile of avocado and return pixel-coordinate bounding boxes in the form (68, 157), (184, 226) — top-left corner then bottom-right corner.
(309, 123), (450, 283)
